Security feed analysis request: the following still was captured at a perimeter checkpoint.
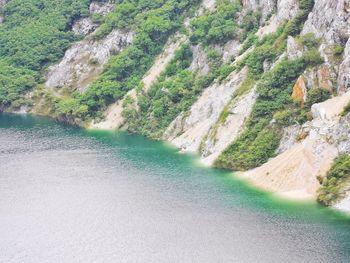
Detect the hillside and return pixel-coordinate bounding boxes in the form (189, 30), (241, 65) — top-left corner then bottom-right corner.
(1, 0), (350, 213)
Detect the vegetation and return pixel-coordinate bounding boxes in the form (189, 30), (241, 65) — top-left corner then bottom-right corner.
(282, 0), (314, 38)
(342, 102), (350, 116)
(215, 50), (323, 171)
(317, 155), (350, 206)
(126, 44), (209, 138)
(190, 0), (241, 46)
(0, 0), (90, 109)
(55, 0), (200, 121)
(305, 88), (331, 108)
(214, 0), (318, 171)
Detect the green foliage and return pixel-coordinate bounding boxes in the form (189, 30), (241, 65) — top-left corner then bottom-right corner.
(341, 101), (350, 117)
(239, 33), (259, 54)
(65, 0), (199, 120)
(282, 0), (314, 38)
(0, 0), (90, 108)
(126, 44), (204, 138)
(238, 23), (287, 77)
(297, 33), (320, 49)
(190, 0), (241, 45)
(332, 44), (345, 57)
(215, 49), (323, 171)
(317, 154), (350, 206)
(305, 88), (331, 108)
(242, 44), (278, 77)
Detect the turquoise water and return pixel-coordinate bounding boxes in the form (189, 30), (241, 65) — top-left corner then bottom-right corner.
(0, 113), (350, 262)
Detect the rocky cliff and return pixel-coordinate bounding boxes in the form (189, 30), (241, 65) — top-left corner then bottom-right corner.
(2, 0), (350, 213)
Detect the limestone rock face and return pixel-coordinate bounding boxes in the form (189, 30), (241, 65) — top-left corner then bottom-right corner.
(338, 38), (350, 93)
(72, 18), (97, 36)
(164, 68), (248, 153)
(189, 45), (210, 75)
(241, 91), (350, 199)
(72, 1), (115, 36)
(241, 0), (298, 22)
(241, 0), (277, 20)
(89, 1), (114, 15)
(292, 76), (307, 106)
(255, 0), (299, 38)
(91, 34), (187, 130)
(200, 88), (258, 166)
(45, 30), (134, 92)
(287, 36), (303, 59)
(302, 0), (350, 44)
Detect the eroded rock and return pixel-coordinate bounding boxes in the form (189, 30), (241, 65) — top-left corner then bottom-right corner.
(165, 68), (248, 153)
(46, 30), (134, 92)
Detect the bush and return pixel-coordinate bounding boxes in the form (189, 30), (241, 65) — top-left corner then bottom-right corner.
(341, 102), (350, 116)
(317, 154), (350, 206)
(305, 88), (331, 108)
(0, 0), (90, 108)
(332, 44), (344, 57)
(190, 0), (241, 45)
(215, 49), (323, 171)
(71, 0), (200, 119)
(297, 33), (320, 49)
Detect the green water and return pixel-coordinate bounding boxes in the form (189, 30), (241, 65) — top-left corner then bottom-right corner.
(0, 113), (350, 262)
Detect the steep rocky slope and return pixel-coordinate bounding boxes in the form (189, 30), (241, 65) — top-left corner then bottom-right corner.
(1, 0), (350, 212)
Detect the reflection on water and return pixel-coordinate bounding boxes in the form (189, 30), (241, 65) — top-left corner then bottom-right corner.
(0, 113), (350, 263)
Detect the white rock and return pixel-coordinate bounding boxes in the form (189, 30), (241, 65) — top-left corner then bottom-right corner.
(338, 38), (350, 93)
(165, 68), (248, 153)
(189, 45), (210, 75)
(201, 87), (258, 165)
(46, 30), (134, 92)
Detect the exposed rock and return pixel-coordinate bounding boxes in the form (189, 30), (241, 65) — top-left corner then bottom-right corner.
(287, 36), (303, 59)
(277, 124), (302, 154)
(90, 34), (187, 130)
(201, 87), (257, 165)
(201, 0), (216, 11)
(337, 38), (350, 93)
(72, 18), (97, 35)
(275, 0), (299, 22)
(244, 0), (298, 36)
(292, 76), (307, 106)
(46, 30), (134, 92)
(317, 64), (333, 91)
(165, 68), (248, 153)
(214, 40), (241, 63)
(241, 0), (277, 20)
(89, 1), (114, 15)
(72, 1), (115, 36)
(302, 0), (350, 45)
(336, 113), (350, 154)
(239, 91), (350, 199)
(189, 45), (210, 75)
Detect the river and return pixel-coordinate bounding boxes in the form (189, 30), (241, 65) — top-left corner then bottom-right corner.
(0, 113), (350, 262)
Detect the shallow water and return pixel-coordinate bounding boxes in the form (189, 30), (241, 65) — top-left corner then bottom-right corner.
(0, 113), (350, 262)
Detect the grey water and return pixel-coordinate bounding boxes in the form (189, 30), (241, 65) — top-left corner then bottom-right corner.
(0, 113), (350, 263)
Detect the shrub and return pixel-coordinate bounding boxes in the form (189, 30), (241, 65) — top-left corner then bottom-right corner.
(305, 88), (331, 108)
(332, 44), (344, 57)
(297, 33), (320, 49)
(317, 154), (350, 206)
(190, 0), (241, 45)
(215, 48), (323, 171)
(341, 102), (350, 116)
(0, 0), (90, 108)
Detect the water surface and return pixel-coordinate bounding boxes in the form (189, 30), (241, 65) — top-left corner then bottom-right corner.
(1, 113), (350, 262)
